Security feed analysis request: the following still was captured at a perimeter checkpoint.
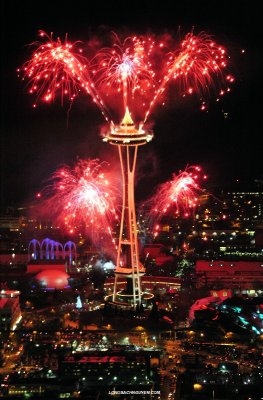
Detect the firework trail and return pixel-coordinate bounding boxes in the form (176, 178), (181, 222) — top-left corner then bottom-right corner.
(18, 31), (111, 122)
(39, 158), (120, 247)
(143, 32), (234, 121)
(140, 165), (206, 234)
(19, 30), (233, 124)
(92, 34), (156, 114)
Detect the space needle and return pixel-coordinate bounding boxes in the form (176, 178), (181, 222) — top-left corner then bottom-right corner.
(103, 107), (153, 307)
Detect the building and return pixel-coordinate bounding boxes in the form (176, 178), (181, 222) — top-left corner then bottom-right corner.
(0, 290), (21, 330)
(0, 215), (21, 231)
(59, 345), (161, 397)
(196, 260), (263, 293)
(34, 269), (70, 289)
(226, 190), (263, 228)
(5, 346), (161, 399)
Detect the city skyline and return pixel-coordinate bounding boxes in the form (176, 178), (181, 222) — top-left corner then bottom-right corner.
(1, 0), (262, 210)
(0, 2), (263, 394)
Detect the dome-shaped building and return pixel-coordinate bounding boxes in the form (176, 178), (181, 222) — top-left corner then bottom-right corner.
(35, 269), (70, 289)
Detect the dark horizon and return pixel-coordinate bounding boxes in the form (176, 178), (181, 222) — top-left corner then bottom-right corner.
(1, 0), (262, 210)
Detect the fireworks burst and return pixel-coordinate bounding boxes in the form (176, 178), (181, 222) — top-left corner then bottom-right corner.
(19, 30), (233, 123)
(18, 30), (111, 122)
(19, 30), (233, 247)
(92, 34), (156, 113)
(141, 165), (206, 234)
(39, 159), (119, 246)
(144, 32), (234, 121)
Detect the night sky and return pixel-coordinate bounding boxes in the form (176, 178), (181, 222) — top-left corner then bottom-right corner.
(1, 0), (262, 210)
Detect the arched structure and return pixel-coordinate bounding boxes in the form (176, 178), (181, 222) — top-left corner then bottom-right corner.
(50, 240), (63, 260)
(28, 238), (76, 265)
(64, 241), (77, 265)
(28, 239), (41, 260)
(40, 238), (52, 260)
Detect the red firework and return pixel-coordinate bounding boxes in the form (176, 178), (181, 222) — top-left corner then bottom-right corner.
(19, 30), (233, 123)
(18, 30), (111, 121)
(144, 32), (234, 121)
(40, 159), (119, 245)
(142, 165), (206, 228)
(92, 34), (156, 112)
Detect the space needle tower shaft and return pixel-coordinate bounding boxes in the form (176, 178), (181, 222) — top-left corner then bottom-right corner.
(103, 107), (153, 307)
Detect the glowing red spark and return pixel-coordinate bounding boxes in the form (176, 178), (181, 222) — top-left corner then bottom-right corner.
(142, 165), (205, 228)
(40, 159), (119, 246)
